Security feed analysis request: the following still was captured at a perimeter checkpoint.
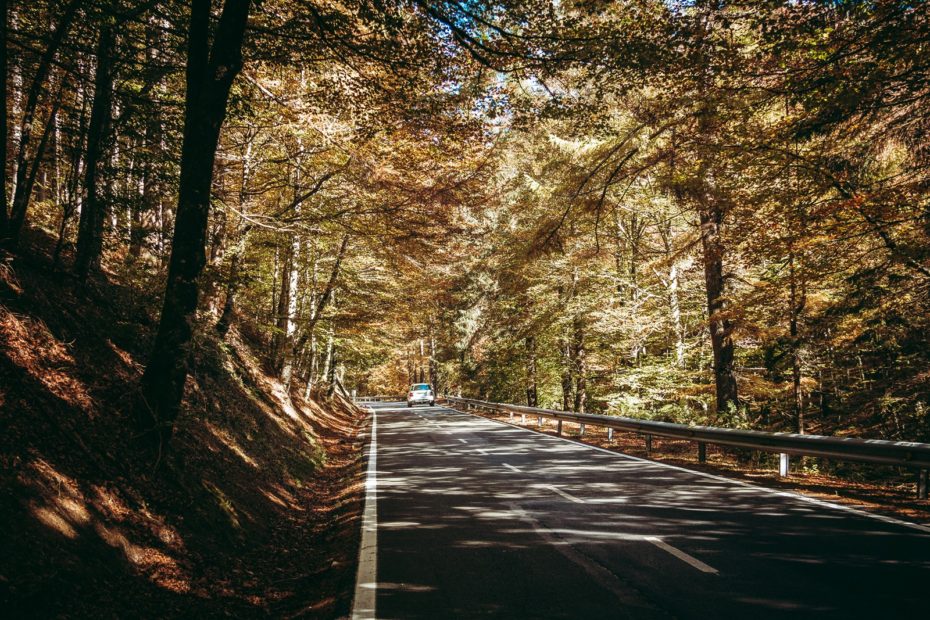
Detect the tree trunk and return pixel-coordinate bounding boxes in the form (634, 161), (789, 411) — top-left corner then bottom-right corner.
(215, 227), (249, 336)
(560, 337), (573, 411)
(74, 24), (115, 282)
(525, 335), (538, 407)
(699, 202), (738, 415)
(669, 260), (685, 367)
(572, 316), (586, 413)
(0, 0), (7, 232)
(271, 239), (293, 372)
(788, 249), (806, 434)
(429, 331), (438, 391)
(136, 0), (251, 450)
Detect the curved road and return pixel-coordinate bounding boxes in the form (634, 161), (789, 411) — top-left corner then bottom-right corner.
(352, 402), (930, 619)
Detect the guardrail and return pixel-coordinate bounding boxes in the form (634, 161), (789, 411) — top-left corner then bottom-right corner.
(443, 396), (930, 499)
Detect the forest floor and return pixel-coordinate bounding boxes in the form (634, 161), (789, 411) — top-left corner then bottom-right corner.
(463, 407), (930, 526)
(0, 232), (367, 619)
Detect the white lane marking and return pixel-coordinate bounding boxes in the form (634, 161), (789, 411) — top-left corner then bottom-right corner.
(503, 463), (522, 473)
(351, 408), (378, 620)
(457, 438), (468, 444)
(449, 407), (930, 535)
(645, 536), (718, 574)
(475, 448), (488, 455)
(544, 484), (586, 504)
(508, 503), (658, 617)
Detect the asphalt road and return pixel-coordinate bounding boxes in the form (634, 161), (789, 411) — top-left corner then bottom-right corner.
(353, 402), (930, 619)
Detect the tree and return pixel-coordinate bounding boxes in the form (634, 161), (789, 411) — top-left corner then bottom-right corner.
(135, 0), (251, 449)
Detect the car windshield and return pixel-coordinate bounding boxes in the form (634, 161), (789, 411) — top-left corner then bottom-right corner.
(412, 384), (431, 391)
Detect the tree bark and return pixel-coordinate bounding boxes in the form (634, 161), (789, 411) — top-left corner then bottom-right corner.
(136, 0), (251, 450)
(0, 0), (7, 232)
(74, 24), (115, 282)
(525, 335), (538, 407)
(572, 316), (586, 413)
(699, 201), (738, 415)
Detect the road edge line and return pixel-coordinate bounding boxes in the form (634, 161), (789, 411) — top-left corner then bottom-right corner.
(351, 407), (378, 619)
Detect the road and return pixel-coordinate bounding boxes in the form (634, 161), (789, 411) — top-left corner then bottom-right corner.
(352, 402), (930, 619)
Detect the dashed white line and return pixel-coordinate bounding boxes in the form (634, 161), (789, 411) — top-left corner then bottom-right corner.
(351, 408), (378, 619)
(645, 536), (718, 574)
(457, 438), (469, 444)
(475, 448), (488, 455)
(543, 484), (586, 504)
(502, 463), (522, 473)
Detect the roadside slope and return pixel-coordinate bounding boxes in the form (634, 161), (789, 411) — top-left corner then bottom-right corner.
(0, 246), (367, 618)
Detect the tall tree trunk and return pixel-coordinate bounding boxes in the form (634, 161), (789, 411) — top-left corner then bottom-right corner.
(525, 335), (538, 407)
(215, 226), (249, 336)
(136, 0), (251, 450)
(560, 337), (573, 411)
(699, 201), (738, 415)
(788, 249), (806, 434)
(279, 236), (301, 384)
(429, 330), (438, 391)
(0, 0), (8, 233)
(272, 240), (293, 372)
(74, 24), (115, 282)
(572, 316), (586, 413)
(668, 260), (685, 367)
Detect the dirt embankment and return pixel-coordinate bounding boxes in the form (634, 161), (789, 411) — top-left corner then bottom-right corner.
(0, 242), (368, 618)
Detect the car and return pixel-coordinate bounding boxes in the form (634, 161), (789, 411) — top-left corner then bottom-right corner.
(407, 383), (435, 407)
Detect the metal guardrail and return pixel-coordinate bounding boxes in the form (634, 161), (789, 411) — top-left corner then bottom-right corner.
(443, 396), (930, 498)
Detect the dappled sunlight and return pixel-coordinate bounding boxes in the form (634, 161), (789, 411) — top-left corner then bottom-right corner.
(371, 403), (930, 617)
(204, 421), (259, 469)
(21, 457), (195, 594)
(0, 307), (95, 413)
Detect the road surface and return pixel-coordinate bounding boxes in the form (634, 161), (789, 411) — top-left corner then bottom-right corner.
(352, 402), (930, 619)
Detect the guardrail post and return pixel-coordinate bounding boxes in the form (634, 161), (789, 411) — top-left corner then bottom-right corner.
(579, 423), (585, 436)
(779, 453), (790, 477)
(645, 434), (652, 456)
(918, 469), (929, 500)
(557, 420), (563, 436)
(607, 428), (613, 441)
(697, 442), (706, 463)
(521, 413), (526, 424)
(509, 411), (514, 421)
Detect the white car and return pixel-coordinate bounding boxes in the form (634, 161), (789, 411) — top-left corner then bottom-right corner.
(407, 383), (435, 407)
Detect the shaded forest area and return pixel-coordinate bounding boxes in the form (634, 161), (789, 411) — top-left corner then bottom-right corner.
(1, 0), (930, 613)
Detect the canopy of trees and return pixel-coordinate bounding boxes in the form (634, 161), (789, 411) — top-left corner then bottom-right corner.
(3, 0), (929, 447)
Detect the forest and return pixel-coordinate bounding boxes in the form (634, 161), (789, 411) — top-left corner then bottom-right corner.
(2, 0), (929, 615)
(3, 1), (930, 476)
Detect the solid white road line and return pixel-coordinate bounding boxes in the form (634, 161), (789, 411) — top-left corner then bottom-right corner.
(457, 438), (468, 444)
(475, 448), (488, 455)
(544, 484), (586, 504)
(351, 408), (379, 620)
(645, 536), (718, 575)
(502, 463), (523, 473)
